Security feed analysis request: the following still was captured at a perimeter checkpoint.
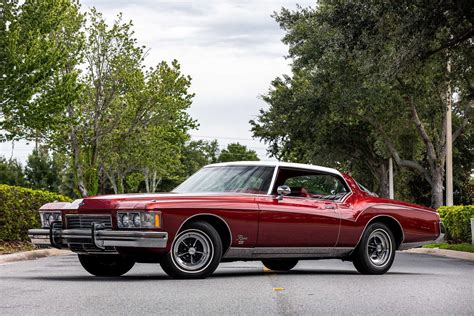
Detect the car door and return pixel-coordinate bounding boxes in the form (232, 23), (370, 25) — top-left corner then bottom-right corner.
(256, 169), (346, 248)
(256, 195), (340, 247)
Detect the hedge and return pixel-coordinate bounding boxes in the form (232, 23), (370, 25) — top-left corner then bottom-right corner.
(0, 185), (71, 241)
(438, 205), (474, 243)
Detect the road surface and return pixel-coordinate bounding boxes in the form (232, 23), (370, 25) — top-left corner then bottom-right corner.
(1, 252), (472, 315)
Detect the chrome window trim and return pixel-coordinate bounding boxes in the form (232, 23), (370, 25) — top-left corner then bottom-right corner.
(266, 165), (353, 202)
(267, 165), (279, 195)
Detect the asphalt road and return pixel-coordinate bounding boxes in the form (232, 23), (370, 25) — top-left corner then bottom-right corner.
(1, 252), (472, 315)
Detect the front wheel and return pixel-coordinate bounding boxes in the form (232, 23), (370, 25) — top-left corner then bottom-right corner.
(262, 259), (298, 271)
(78, 254), (135, 277)
(352, 222), (396, 274)
(160, 221), (223, 279)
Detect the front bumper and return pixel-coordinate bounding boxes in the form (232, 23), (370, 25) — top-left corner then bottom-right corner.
(28, 226), (168, 252)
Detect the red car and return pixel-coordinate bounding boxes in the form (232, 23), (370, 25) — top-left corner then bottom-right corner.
(28, 161), (444, 278)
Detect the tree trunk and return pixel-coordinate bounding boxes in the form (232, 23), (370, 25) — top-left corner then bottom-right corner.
(144, 170), (150, 193)
(376, 163), (389, 198)
(106, 171), (118, 194)
(431, 167), (444, 208)
(68, 105), (88, 197)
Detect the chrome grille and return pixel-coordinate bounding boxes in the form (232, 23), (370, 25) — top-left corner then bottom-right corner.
(66, 215), (112, 229)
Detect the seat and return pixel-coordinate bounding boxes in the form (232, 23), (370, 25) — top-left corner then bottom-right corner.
(289, 186), (309, 197)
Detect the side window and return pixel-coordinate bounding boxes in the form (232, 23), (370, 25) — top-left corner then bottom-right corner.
(283, 174), (347, 198)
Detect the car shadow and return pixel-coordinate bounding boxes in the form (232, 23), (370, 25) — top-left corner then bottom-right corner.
(3, 269), (428, 282)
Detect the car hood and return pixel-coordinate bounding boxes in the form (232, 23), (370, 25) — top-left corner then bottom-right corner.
(40, 192), (260, 211)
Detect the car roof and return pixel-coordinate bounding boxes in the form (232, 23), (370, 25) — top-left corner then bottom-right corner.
(205, 161), (343, 176)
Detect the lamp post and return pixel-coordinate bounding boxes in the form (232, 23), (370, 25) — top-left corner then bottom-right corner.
(389, 158), (394, 199)
(446, 59), (453, 206)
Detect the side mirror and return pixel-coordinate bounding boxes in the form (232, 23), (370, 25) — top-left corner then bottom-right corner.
(276, 185), (291, 200)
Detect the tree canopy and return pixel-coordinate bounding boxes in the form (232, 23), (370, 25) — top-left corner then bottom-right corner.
(251, 0), (473, 207)
(217, 143), (259, 163)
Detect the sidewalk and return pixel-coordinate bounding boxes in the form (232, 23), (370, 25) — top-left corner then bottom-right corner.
(403, 247), (474, 261)
(0, 249), (71, 264)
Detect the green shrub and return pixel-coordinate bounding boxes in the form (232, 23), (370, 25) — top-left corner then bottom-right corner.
(0, 185), (71, 241)
(437, 205), (474, 243)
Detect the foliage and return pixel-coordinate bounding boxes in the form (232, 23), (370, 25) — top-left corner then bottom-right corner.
(0, 157), (25, 187)
(251, 1), (473, 207)
(1, 0), (84, 141)
(51, 10), (196, 196)
(423, 242), (474, 253)
(0, 241), (34, 255)
(181, 140), (220, 177)
(438, 205), (474, 243)
(24, 147), (61, 192)
(217, 143), (259, 163)
(0, 184), (70, 241)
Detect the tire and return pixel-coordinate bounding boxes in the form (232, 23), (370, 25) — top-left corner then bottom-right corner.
(160, 221), (223, 279)
(352, 222), (396, 275)
(78, 254), (135, 277)
(262, 259), (298, 271)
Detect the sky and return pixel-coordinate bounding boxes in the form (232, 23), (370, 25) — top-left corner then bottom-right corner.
(1, 0), (315, 163)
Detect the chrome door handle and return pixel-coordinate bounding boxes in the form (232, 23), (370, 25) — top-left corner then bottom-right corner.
(324, 205), (336, 209)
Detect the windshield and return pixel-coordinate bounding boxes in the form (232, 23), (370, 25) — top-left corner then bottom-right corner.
(173, 165), (274, 194)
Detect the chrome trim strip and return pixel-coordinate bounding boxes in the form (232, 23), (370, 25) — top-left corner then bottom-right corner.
(355, 204), (437, 221)
(223, 247), (354, 259)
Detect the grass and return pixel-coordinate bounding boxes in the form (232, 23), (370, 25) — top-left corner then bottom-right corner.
(0, 241), (35, 255)
(423, 242), (474, 253)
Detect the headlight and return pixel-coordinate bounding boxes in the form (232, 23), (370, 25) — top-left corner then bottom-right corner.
(133, 214), (141, 227)
(117, 211), (161, 229)
(40, 211), (62, 228)
(121, 214), (130, 227)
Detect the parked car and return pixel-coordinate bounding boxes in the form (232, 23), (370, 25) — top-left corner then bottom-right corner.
(28, 161), (444, 278)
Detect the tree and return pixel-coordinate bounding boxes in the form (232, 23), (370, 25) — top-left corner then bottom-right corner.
(24, 147), (60, 192)
(252, 1), (473, 207)
(0, 157), (25, 186)
(217, 143), (259, 162)
(180, 140), (219, 177)
(0, 0), (84, 142)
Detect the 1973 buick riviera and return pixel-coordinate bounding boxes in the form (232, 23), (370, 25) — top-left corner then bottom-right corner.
(28, 161), (444, 278)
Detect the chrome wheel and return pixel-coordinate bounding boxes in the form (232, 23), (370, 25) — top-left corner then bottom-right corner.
(172, 229), (213, 272)
(367, 229), (392, 267)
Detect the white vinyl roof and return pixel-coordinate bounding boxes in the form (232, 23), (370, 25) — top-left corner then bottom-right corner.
(205, 161), (343, 176)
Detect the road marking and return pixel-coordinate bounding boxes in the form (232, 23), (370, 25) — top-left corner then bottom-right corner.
(273, 287), (285, 291)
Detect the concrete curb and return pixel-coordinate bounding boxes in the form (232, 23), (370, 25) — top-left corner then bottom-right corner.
(403, 247), (474, 261)
(0, 249), (72, 264)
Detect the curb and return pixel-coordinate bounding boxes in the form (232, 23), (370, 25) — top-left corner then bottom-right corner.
(402, 248), (474, 261)
(0, 249), (72, 264)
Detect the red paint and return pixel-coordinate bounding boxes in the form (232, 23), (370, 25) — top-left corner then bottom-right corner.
(41, 166), (441, 256)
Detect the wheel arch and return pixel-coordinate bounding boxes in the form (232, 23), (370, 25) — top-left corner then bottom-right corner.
(355, 215), (405, 250)
(177, 213), (232, 255)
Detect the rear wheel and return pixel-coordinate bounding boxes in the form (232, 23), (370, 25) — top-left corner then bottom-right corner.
(352, 222), (396, 274)
(78, 254), (135, 277)
(262, 259), (298, 271)
(160, 221), (222, 279)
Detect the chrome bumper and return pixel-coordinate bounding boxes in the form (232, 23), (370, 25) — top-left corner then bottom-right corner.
(28, 227), (168, 250)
